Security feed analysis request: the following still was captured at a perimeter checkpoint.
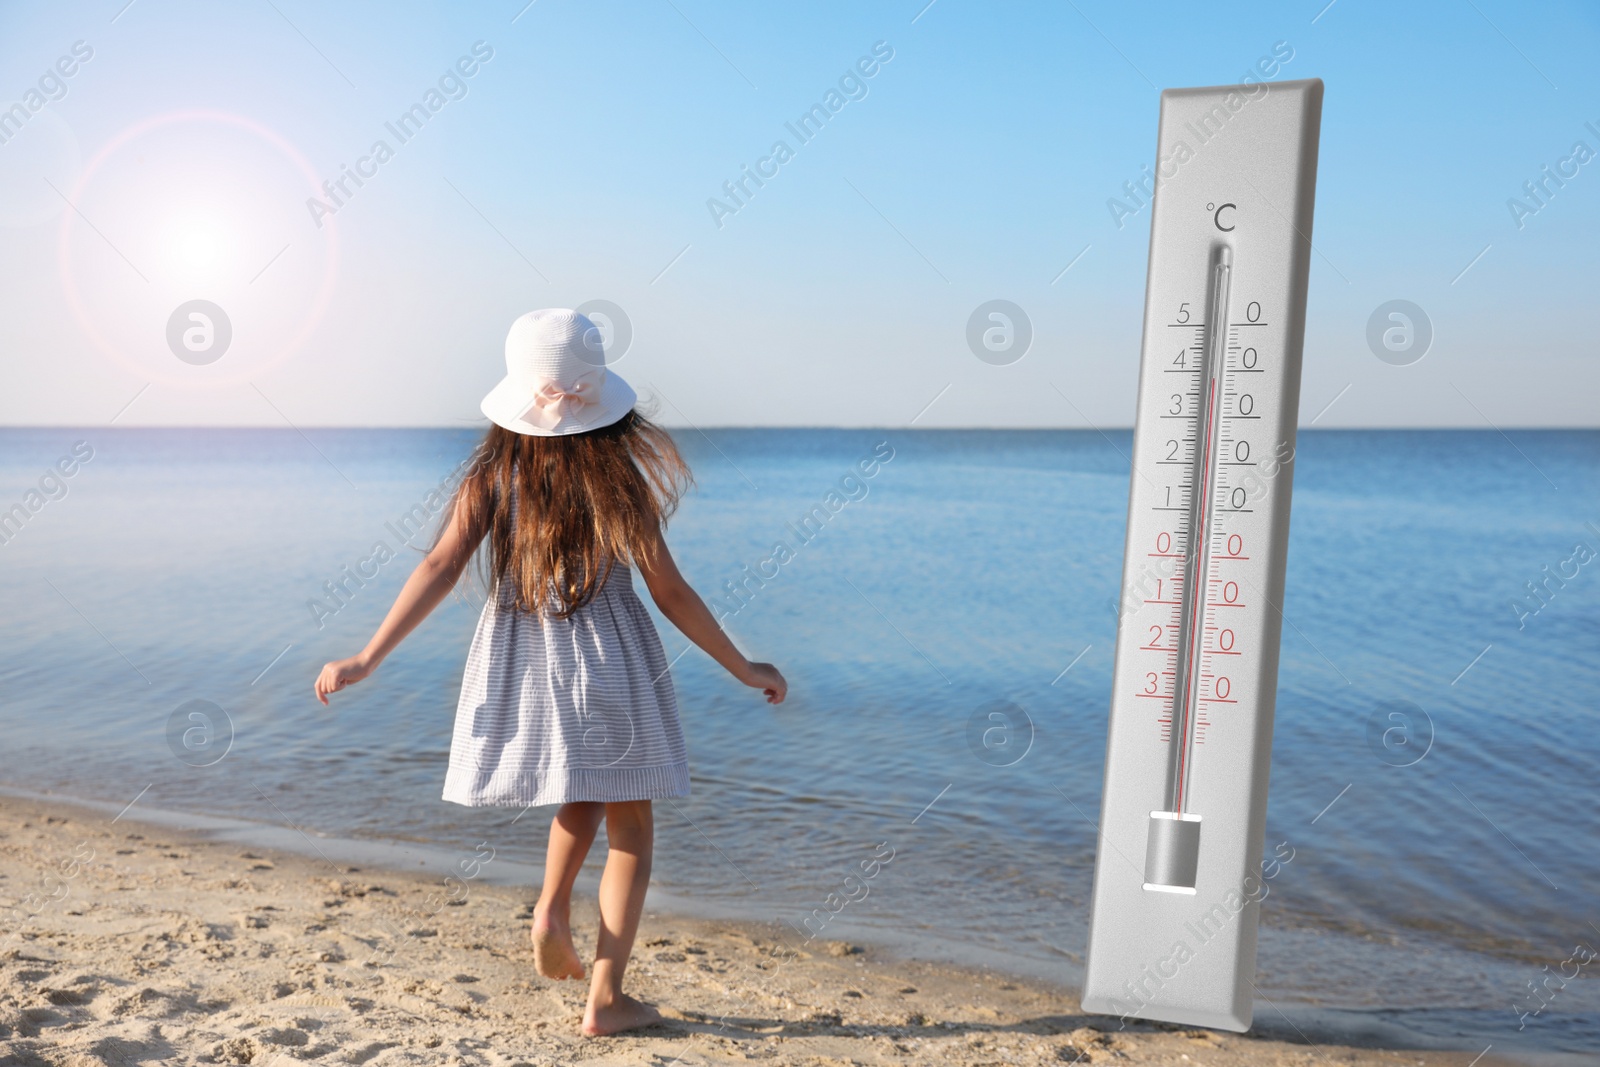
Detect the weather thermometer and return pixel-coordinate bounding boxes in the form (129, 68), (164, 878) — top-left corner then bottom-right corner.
(1083, 78), (1323, 1032)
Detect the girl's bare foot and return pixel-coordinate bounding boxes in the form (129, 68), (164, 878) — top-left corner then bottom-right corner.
(581, 992), (663, 1036)
(531, 907), (585, 980)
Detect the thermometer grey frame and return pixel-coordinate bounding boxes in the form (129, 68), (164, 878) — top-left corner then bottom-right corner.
(1083, 78), (1322, 1032)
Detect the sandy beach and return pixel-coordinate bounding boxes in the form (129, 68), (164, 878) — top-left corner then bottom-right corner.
(0, 794), (1524, 1067)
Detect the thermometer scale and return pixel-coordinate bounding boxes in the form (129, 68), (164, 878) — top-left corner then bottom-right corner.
(1083, 78), (1323, 1031)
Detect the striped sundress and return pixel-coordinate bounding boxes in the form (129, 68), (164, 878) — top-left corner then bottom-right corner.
(441, 506), (689, 807)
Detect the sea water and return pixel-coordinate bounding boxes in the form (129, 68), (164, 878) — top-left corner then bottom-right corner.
(0, 426), (1595, 1057)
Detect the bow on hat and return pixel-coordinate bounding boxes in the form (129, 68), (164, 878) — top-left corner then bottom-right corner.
(516, 371), (605, 430)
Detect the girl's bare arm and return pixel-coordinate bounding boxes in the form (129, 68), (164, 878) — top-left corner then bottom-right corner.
(636, 530), (787, 705)
(314, 497), (486, 705)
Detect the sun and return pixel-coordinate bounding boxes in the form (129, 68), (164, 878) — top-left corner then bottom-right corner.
(167, 214), (228, 273)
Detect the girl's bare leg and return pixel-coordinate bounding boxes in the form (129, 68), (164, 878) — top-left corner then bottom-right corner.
(533, 801), (603, 980)
(582, 799), (662, 1036)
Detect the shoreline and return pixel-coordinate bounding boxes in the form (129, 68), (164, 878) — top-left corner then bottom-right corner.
(0, 789), (1570, 1067)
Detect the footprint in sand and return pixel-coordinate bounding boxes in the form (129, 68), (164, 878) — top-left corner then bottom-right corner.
(258, 1027), (309, 1047)
(344, 1040), (399, 1063)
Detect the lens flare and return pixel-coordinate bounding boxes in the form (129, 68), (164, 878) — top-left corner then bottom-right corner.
(57, 109), (339, 391)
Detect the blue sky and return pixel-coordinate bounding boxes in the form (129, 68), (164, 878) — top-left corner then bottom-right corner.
(0, 0), (1596, 427)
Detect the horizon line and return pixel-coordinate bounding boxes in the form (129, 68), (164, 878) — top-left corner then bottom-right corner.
(2, 423), (1596, 432)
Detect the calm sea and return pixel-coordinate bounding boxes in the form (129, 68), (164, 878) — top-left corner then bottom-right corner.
(1, 427), (1596, 1057)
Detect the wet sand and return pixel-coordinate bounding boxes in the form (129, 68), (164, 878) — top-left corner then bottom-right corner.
(0, 794), (1526, 1067)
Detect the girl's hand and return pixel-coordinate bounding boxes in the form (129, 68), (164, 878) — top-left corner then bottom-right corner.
(315, 655), (373, 705)
(741, 662), (787, 705)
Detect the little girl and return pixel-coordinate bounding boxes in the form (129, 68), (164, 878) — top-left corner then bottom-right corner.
(314, 309), (786, 1036)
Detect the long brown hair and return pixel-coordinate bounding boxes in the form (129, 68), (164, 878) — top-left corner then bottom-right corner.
(441, 410), (692, 618)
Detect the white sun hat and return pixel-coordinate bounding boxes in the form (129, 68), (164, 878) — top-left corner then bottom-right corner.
(480, 308), (637, 436)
